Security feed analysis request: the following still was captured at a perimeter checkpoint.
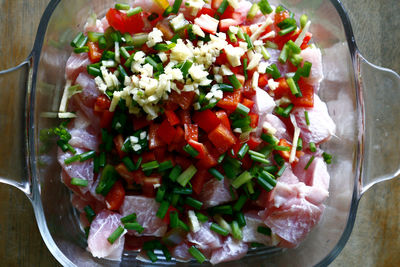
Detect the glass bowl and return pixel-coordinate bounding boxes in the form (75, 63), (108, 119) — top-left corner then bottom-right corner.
(0, 0), (399, 266)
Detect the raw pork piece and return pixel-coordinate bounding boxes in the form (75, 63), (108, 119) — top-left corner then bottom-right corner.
(65, 52), (91, 82)
(300, 47), (323, 89)
(262, 113), (290, 140)
(58, 148), (94, 195)
(242, 211), (272, 245)
(75, 72), (100, 109)
(210, 236), (248, 265)
(170, 241), (192, 262)
(293, 95), (336, 144)
(198, 178), (234, 208)
(84, 16), (110, 33)
(119, 196), (168, 237)
(187, 222), (222, 257)
(87, 210), (125, 261)
(253, 87), (276, 116)
(68, 111), (100, 151)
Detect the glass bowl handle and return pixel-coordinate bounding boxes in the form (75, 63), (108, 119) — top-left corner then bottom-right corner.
(0, 58), (33, 196)
(357, 52), (400, 195)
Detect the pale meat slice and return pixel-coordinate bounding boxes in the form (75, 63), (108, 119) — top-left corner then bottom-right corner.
(258, 181), (325, 247)
(119, 195), (168, 237)
(65, 52), (91, 82)
(254, 87), (276, 116)
(75, 72), (100, 109)
(300, 47), (323, 89)
(170, 241), (192, 262)
(87, 210), (125, 261)
(210, 236), (248, 265)
(187, 222), (222, 257)
(68, 111), (100, 151)
(262, 113), (290, 140)
(198, 178), (234, 208)
(242, 211), (272, 245)
(58, 148), (94, 195)
(293, 95), (336, 144)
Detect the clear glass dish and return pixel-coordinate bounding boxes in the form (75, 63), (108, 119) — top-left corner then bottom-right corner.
(0, 0), (399, 266)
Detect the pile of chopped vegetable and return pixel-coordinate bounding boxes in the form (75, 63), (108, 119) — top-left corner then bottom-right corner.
(52, 0), (335, 264)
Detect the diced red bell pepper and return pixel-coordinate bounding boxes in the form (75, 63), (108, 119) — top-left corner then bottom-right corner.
(106, 8), (145, 34)
(242, 81), (256, 98)
(216, 89), (242, 111)
(115, 163), (136, 186)
(236, 74), (245, 87)
(88, 42), (102, 63)
(215, 110), (230, 130)
(197, 7), (216, 18)
(195, 14), (219, 35)
(241, 154), (253, 170)
(175, 155), (192, 169)
(291, 78), (314, 108)
(193, 110), (220, 133)
(275, 10), (291, 25)
(162, 206), (179, 224)
(141, 151), (156, 163)
(94, 95), (111, 112)
(169, 90), (196, 110)
(100, 111), (114, 129)
(188, 140), (208, 160)
(208, 124), (237, 154)
(215, 51), (228, 65)
(258, 73), (269, 88)
(242, 98), (255, 109)
(184, 124), (199, 142)
(133, 116), (151, 130)
(301, 32), (312, 50)
(177, 109), (191, 125)
(157, 120), (177, 144)
(163, 99), (179, 111)
(164, 110), (180, 126)
(113, 134), (126, 159)
(249, 112), (259, 128)
(142, 176), (161, 197)
(149, 123), (166, 149)
(173, 126), (185, 144)
(156, 19), (175, 40)
(191, 169), (212, 195)
(105, 180), (125, 211)
(247, 135), (262, 150)
(276, 139), (303, 163)
(154, 147), (167, 162)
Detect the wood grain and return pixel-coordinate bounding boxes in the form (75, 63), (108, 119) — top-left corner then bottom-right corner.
(0, 0), (398, 266)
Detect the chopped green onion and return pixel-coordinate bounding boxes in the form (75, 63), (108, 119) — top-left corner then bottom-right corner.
(300, 14), (308, 29)
(156, 200), (170, 219)
(236, 212), (246, 227)
(275, 5), (285, 13)
(158, 160), (174, 172)
(227, 29), (237, 43)
(70, 32), (84, 47)
(218, 153), (226, 164)
(219, 83), (234, 92)
(216, 0), (229, 14)
(180, 60), (193, 77)
(236, 28), (245, 40)
(261, 46), (271, 60)
(107, 226), (125, 244)
(98, 35), (107, 49)
(246, 181), (255, 194)
(161, 245), (172, 261)
(228, 74), (242, 89)
(248, 149), (267, 158)
(304, 110), (310, 126)
(231, 221), (243, 240)
(156, 185), (167, 202)
(309, 142), (317, 152)
(233, 195), (248, 211)
(170, 34), (179, 43)
(176, 165), (197, 187)
(290, 54), (303, 67)
(87, 32), (103, 42)
(258, 0), (273, 14)
(264, 165), (278, 174)
(247, 3), (260, 19)
(173, 187), (193, 195)
(169, 164), (182, 182)
(301, 61), (312, 77)
(275, 104), (294, 118)
(74, 46), (89, 53)
(278, 25), (296, 36)
(244, 33), (254, 49)
(79, 151), (96, 162)
(261, 133), (279, 145)
(266, 40), (278, 49)
(196, 212), (209, 223)
(120, 47), (130, 59)
(121, 213), (137, 224)
(257, 226), (271, 236)
(146, 249), (158, 263)
(322, 152), (332, 164)
(265, 64), (281, 79)
(169, 211), (179, 228)
(279, 43), (290, 63)
(115, 3), (130, 10)
(71, 177), (88, 187)
(95, 164), (118, 196)
(145, 56), (163, 72)
(211, 205), (233, 215)
(87, 66), (102, 76)
(84, 205), (95, 223)
(170, 193), (180, 207)
(172, 0), (183, 13)
(274, 145), (291, 152)
(210, 223), (229, 236)
(127, 6), (142, 16)
(99, 151), (106, 168)
(304, 155), (315, 170)
(185, 197), (203, 210)
(124, 52), (135, 68)
(259, 171), (277, 186)
(236, 103), (250, 116)
(64, 154), (80, 164)
(232, 171), (253, 189)
(250, 155), (270, 165)
(188, 246), (207, 263)
(251, 242), (265, 247)
(297, 137), (303, 151)
(124, 222), (144, 233)
(122, 157), (136, 171)
(286, 77), (302, 97)
(257, 176), (274, 191)
(276, 164), (286, 177)
(274, 153), (285, 166)
(237, 143), (249, 160)
(243, 58), (248, 80)
(131, 33), (148, 47)
(183, 144), (199, 158)
(208, 167), (224, 181)
(142, 160), (159, 172)
(153, 42), (176, 51)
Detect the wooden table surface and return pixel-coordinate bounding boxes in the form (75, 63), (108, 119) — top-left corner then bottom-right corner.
(0, 0), (399, 266)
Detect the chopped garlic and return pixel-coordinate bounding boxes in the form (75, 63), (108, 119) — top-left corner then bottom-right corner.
(188, 210), (201, 233)
(258, 62), (269, 74)
(252, 71), (259, 89)
(221, 64), (234, 76)
(114, 41), (120, 63)
(229, 25), (239, 34)
(263, 121), (277, 135)
(192, 24), (205, 37)
(268, 78), (280, 90)
(224, 44), (246, 67)
(247, 52), (263, 70)
(146, 28), (164, 47)
(251, 17), (273, 42)
(295, 21), (311, 47)
(289, 114), (301, 163)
